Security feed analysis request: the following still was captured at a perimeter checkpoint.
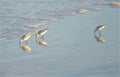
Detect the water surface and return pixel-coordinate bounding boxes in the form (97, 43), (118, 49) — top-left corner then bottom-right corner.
(0, 0), (119, 77)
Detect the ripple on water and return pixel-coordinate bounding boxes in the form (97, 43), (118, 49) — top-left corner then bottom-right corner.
(0, 0), (119, 42)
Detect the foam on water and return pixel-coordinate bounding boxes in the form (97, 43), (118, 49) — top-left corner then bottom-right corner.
(1, 0), (119, 42)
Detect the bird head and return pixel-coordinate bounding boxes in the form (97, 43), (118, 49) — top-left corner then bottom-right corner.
(102, 24), (106, 27)
(36, 33), (39, 37)
(20, 39), (23, 42)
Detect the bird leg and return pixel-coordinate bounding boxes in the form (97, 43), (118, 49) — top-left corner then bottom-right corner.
(99, 31), (102, 37)
(25, 41), (28, 45)
(36, 36), (38, 41)
(41, 35), (45, 40)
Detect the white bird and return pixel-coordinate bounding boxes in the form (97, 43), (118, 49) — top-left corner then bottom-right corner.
(20, 32), (33, 43)
(94, 24), (105, 32)
(36, 28), (48, 40)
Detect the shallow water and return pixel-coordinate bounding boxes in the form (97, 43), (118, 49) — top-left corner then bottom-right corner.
(0, 0), (119, 41)
(0, 0), (119, 77)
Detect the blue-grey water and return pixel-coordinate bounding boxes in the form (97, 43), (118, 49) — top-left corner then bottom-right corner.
(0, 0), (119, 77)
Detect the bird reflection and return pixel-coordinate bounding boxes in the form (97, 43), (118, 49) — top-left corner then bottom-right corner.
(94, 24), (106, 43)
(21, 45), (32, 52)
(36, 39), (48, 46)
(20, 42), (32, 52)
(94, 34), (106, 43)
